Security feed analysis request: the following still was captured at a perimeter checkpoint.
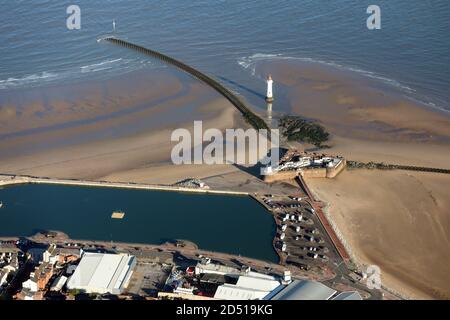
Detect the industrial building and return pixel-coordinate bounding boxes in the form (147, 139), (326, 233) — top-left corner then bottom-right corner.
(271, 280), (337, 300)
(66, 252), (136, 294)
(175, 260), (364, 301)
(213, 273), (283, 300)
(192, 260), (284, 300)
(332, 291), (363, 300)
(195, 260), (241, 276)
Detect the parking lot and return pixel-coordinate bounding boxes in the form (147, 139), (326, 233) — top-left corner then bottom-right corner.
(126, 262), (172, 297)
(259, 194), (342, 273)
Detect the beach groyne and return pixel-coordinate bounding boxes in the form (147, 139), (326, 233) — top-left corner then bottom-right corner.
(347, 161), (450, 174)
(102, 37), (269, 132)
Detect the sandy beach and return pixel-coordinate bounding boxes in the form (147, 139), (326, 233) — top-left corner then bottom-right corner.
(2, 55), (450, 300)
(307, 170), (450, 299)
(0, 68), (251, 184)
(261, 60), (450, 299)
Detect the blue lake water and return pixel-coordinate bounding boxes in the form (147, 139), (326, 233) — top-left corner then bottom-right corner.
(0, 0), (449, 111)
(0, 184), (278, 262)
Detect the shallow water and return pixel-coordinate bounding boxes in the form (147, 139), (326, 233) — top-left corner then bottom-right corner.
(1, 1), (449, 112)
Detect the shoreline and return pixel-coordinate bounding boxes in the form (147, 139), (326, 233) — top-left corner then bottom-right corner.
(255, 58), (450, 122)
(0, 233), (311, 281)
(105, 37), (270, 131)
(0, 174), (286, 266)
(0, 67), (251, 183)
(0, 174), (250, 196)
(306, 170), (450, 300)
(2, 57), (449, 299)
(255, 59), (450, 300)
(1, 175), (353, 278)
(309, 187), (411, 301)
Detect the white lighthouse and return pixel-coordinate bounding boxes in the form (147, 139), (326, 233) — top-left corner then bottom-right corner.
(266, 74), (273, 102)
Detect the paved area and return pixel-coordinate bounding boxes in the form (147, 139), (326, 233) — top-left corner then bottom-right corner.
(126, 262), (172, 297)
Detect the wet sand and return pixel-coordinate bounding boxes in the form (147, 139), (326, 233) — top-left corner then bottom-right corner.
(2, 57), (450, 299)
(0, 68), (249, 183)
(258, 60), (450, 145)
(307, 170), (450, 300)
(260, 60), (450, 299)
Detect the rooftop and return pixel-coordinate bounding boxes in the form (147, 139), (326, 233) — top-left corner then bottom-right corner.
(195, 262), (241, 276)
(332, 291), (363, 300)
(271, 280), (337, 300)
(213, 273), (282, 300)
(66, 252), (136, 294)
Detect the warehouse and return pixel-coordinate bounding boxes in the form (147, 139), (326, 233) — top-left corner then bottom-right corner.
(271, 280), (337, 300)
(213, 273), (282, 300)
(66, 252), (136, 294)
(332, 291), (363, 300)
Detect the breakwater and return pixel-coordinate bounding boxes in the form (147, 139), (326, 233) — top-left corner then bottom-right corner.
(103, 37), (269, 131)
(347, 161), (450, 174)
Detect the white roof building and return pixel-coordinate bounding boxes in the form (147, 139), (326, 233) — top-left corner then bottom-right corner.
(195, 261), (284, 300)
(332, 291), (363, 300)
(50, 275), (68, 292)
(66, 252), (136, 294)
(214, 274), (282, 300)
(271, 280), (337, 300)
(195, 262), (241, 276)
(214, 284), (268, 300)
(22, 278), (38, 292)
